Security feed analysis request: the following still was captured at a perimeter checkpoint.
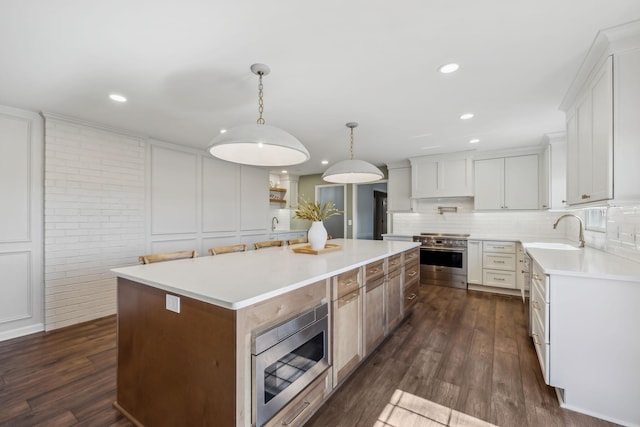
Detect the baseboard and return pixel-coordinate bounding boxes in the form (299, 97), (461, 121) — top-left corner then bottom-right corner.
(0, 323), (45, 342)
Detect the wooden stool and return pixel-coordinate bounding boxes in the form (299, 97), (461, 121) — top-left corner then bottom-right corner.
(208, 244), (247, 255)
(138, 250), (198, 264)
(253, 240), (284, 250)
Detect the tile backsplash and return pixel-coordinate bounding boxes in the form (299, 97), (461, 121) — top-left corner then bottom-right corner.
(391, 199), (572, 240)
(606, 205), (640, 263)
(392, 199), (640, 264)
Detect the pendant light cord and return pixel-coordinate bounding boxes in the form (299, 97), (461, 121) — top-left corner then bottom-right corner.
(350, 126), (354, 160)
(257, 72), (265, 125)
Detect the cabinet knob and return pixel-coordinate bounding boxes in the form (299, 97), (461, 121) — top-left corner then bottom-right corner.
(562, 200), (566, 203)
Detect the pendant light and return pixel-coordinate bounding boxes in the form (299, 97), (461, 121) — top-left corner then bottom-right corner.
(322, 122), (383, 183)
(208, 64), (310, 166)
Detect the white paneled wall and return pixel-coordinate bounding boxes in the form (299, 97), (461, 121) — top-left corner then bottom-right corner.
(44, 116), (145, 330)
(0, 106), (43, 340)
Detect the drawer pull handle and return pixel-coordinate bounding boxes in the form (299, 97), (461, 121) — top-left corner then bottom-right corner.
(532, 333), (541, 346)
(340, 291), (359, 304)
(494, 277), (505, 281)
(581, 194), (591, 199)
(494, 260), (505, 264)
(407, 271), (417, 277)
(407, 293), (417, 301)
(533, 274), (542, 281)
(282, 400), (311, 425)
(342, 279), (354, 286)
(493, 246), (505, 249)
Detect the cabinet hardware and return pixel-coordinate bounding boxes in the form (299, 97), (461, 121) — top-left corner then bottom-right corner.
(340, 291), (359, 304)
(407, 271), (417, 277)
(493, 277), (505, 281)
(581, 194), (591, 199)
(282, 400), (311, 425)
(407, 293), (417, 301)
(542, 204), (548, 208)
(532, 300), (540, 310)
(533, 274), (542, 280)
(494, 260), (505, 264)
(532, 333), (541, 346)
(493, 246), (505, 249)
(562, 200), (566, 203)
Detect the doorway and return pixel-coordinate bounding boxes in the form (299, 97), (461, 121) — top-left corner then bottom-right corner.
(373, 190), (387, 240)
(353, 182), (387, 240)
(315, 184), (346, 239)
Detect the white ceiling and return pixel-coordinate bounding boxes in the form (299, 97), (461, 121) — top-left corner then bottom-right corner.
(1, 0), (640, 175)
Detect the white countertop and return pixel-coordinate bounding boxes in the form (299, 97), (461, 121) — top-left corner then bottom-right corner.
(112, 239), (420, 310)
(525, 245), (640, 282)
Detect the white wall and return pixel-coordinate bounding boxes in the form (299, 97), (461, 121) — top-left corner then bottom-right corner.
(43, 115), (145, 330)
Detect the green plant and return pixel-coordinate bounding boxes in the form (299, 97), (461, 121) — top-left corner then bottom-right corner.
(293, 196), (342, 222)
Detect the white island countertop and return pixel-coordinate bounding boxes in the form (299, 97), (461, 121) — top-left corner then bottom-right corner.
(112, 239), (420, 310)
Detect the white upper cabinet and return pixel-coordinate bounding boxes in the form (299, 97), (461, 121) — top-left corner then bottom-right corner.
(386, 161), (412, 211)
(566, 56), (613, 205)
(561, 21), (640, 205)
(409, 153), (473, 199)
(474, 154), (539, 210)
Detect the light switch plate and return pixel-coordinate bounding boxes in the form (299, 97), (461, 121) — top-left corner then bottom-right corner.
(166, 294), (180, 313)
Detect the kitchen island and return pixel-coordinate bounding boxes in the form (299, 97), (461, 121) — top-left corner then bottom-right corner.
(111, 239), (420, 427)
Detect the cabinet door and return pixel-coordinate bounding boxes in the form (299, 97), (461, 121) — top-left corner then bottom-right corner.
(467, 240), (483, 285)
(589, 56), (613, 202)
(504, 154), (539, 209)
(411, 158), (438, 198)
(332, 288), (363, 386)
(474, 158), (504, 210)
(439, 157), (473, 197)
(388, 167), (412, 211)
(364, 278), (386, 355)
(566, 110), (580, 205)
(386, 270), (403, 331)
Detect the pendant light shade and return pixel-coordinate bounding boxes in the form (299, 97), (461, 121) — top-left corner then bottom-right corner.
(322, 122), (383, 184)
(208, 64), (310, 166)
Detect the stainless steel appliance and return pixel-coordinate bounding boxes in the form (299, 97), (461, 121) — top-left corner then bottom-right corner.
(412, 233), (469, 289)
(252, 303), (329, 427)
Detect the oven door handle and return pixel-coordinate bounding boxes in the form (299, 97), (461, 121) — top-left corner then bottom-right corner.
(420, 247), (466, 253)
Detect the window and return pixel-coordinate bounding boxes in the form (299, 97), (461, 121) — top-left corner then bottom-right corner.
(585, 208), (606, 232)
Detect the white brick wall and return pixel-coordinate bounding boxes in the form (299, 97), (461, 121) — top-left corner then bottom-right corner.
(43, 116), (145, 330)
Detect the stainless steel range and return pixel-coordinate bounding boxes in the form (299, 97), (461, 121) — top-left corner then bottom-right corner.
(412, 233), (469, 289)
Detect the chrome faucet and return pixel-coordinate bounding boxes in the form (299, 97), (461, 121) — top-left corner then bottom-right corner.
(552, 214), (585, 248)
(271, 216), (279, 232)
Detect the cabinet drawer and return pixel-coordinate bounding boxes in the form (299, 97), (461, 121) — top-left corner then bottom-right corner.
(404, 260), (419, 283)
(263, 368), (332, 427)
(404, 281), (419, 313)
(387, 254), (402, 273)
(530, 280), (549, 341)
(531, 311), (550, 385)
(483, 270), (516, 289)
(403, 248), (419, 264)
(483, 241), (516, 253)
(365, 260), (384, 282)
(531, 262), (548, 303)
(366, 276), (385, 292)
(483, 253), (516, 271)
(333, 268), (360, 299)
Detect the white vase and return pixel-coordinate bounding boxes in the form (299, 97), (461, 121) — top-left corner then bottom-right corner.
(308, 221), (328, 250)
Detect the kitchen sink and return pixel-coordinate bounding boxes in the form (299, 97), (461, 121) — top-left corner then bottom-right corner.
(524, 242), (581, 250)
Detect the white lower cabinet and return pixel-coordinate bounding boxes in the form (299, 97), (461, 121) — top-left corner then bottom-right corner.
(469, 240), (517, 291)
(467, 240), (483, 285)
(529, 261), (550, 383)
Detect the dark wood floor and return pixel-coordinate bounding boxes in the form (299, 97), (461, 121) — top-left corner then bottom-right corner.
(0, 286), (618, 427)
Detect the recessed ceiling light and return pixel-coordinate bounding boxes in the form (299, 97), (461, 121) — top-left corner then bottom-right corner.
(469, 138), (480, 144)
(220, 129), (227, 134)
(109, 93), (127, 103)
(281, 170), (288, 174)
(460, 113), (474, 120)
(438, 63), (460, 74)
(321, 160), (329, 165)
